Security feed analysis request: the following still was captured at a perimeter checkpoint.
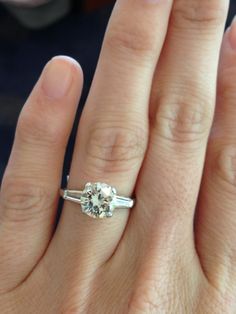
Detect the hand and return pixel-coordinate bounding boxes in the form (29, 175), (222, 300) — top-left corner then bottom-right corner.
(0, 0), (234, 313)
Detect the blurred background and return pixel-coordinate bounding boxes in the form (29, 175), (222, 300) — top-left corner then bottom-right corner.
(0, 0), (235, 182)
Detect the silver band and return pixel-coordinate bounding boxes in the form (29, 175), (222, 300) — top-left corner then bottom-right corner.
(60, 182), (134, 219)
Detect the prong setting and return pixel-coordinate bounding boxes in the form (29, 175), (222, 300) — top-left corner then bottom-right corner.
(80, 182), (116, 219)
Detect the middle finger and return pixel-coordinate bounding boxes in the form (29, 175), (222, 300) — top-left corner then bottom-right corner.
(127, 0), (229, 272)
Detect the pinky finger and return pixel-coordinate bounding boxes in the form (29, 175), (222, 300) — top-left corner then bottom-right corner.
(196, 19), (236, 292)
(0, 56), (83, 293)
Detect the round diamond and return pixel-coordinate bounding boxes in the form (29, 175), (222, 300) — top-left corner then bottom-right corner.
(80, 183), (116, 218)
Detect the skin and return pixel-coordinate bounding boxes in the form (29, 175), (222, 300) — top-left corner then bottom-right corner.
(0, 0), (236, 312)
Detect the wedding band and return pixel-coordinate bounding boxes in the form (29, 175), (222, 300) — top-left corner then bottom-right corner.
(60, 182), (135, 219)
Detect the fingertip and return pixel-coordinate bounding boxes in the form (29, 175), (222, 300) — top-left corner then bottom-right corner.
(51, 55), (84, 80)
(219, 19), (236, 72)
(40, 56), (83, 100)
(17, 55), (84, 151)
(222, 17), (236, 51)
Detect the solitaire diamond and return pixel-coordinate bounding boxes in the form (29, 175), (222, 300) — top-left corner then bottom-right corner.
(80, 182), (117, 218)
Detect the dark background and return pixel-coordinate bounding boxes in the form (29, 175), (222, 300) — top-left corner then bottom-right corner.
(0, 1), (236, 182)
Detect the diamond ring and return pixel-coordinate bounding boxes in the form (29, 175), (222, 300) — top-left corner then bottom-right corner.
(60, 182), (135, 219)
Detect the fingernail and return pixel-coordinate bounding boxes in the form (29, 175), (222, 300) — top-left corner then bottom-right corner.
(228, 16), (236, 51)
(41, 56), (74, 99)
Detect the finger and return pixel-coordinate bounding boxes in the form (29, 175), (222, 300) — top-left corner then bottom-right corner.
(0, 56), (83, 293)
(196, 20), (236, 291)
(47, 0), (174, 280)
(121, 0), (229, 287)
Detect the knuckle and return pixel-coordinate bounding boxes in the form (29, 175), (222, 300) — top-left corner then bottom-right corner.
(128, 281), (158, 313)
(128, 279), (170, 314)
(172, 0), (227, 29)
(128, 255), (196, 313)
(153, 97), (212, 147)
(85, 125), (147, 174)
(0, 176), (54, 223)
(213, 145), (236, 190)
(105, 25), (157, 60)
(17, 102), (64, 148)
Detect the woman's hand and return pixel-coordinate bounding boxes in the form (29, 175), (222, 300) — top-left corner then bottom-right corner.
(0, 0), (235, 312)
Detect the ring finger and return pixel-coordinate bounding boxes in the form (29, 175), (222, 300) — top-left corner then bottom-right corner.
(46, 0), (174, 282)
